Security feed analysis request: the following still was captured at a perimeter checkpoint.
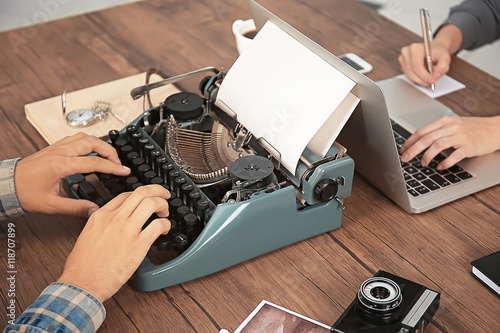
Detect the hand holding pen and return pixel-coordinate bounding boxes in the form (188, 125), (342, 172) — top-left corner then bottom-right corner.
(398, 10), (457, 89)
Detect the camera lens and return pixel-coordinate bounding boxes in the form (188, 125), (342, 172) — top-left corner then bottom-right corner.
(370, 286), (391, 299)
(356, 277), (403, 325)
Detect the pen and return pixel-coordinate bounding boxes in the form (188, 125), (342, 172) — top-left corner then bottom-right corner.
(420, 8), (435, 92)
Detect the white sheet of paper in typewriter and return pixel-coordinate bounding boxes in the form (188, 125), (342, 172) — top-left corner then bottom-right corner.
(217, 20), (359, 172)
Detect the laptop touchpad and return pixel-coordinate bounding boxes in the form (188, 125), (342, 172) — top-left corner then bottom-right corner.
(398, 107), (457, 134)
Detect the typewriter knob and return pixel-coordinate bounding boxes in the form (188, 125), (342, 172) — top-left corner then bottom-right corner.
(199, 76), (211, 94)
(163, 92), (204, 121)
(314, 179), (338, 203)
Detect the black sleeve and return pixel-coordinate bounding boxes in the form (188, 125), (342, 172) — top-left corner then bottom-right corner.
(440, 0), (500, 50)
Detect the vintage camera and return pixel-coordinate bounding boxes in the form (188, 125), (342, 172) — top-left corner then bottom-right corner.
(331, 271), (440, 333)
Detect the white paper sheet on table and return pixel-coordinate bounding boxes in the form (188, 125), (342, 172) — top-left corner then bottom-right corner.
(397, 74), (465, 98)
(217, 20), (358, 172)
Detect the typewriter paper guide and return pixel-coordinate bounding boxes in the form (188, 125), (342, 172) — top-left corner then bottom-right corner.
(217, 20), (359, 172)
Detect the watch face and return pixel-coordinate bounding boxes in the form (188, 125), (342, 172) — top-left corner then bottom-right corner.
(65, 109), (96, 127)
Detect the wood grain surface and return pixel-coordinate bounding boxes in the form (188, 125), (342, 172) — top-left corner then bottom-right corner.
(0, 0), (499, 332)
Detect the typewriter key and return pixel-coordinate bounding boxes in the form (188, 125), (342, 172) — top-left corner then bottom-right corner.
(138, 164), (152, 183)
(120, 145), (133, 162)
(174, 176), (187, 197)
(183, 213), (198, 237)
(130, 132), (143, 149)
(154, 156), (168, 174)
(175, 205), (191, 227)
(131, 182), (143, 190)
(154, 235), (171, 252)
(99, 173), (113, 182)
(126, 151), (140, 167)
(168, 198), (183, 218)
(125, 176), (139, 191)
(126, 124), (138, 135)
(167, 190), (177, 200)
(188, 191), (201, 210)
(194, 199), (210, 224)
(114, 139), (128, 158)
(168, 170), (180, 188)
(138, 138), (150, 157)
(174, 234), (188, 251)
(103, 178), (117, 189)
(132, 157), (145, 174)
(109, 184), (123, 196)
(150, 150), (162, 167)
(161, 163), (175, 182)
(108, 130), (119, 146)
(143, 170), (157, 184)
(150, 177), (163, 185)
(143, 144), (156, 164)
(181, 183), (194, 203)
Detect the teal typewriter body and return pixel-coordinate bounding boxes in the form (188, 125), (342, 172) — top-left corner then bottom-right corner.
(64, 69), (354, 291)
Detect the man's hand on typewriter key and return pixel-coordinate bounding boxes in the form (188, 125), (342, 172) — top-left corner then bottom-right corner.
(15, 133), (131, 217)
(57, 185), (171, 302)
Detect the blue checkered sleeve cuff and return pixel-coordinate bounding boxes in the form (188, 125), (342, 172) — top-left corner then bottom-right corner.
(3, 282), (106, 333)
(0, 158), (25, 220)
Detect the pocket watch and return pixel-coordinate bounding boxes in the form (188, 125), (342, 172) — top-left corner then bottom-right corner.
(65, 108), (97, 127)
(62, 90), (125, 127)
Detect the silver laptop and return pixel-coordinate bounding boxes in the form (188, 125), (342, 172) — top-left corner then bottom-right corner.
(249, 0), (500, 213)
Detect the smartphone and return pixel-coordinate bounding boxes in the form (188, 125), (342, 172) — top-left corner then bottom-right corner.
(338, 53), (373, 74)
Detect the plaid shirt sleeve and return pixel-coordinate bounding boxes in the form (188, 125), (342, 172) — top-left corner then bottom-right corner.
(0, 158), (25, 220)
(3, 282), (106, 333)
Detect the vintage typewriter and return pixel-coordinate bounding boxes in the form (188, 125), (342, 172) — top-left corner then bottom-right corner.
(63, 67), (355, 291)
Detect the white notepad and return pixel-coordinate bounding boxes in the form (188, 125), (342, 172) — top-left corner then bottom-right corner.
(396, 74), (466, 98)
(217, 20), (358, 172)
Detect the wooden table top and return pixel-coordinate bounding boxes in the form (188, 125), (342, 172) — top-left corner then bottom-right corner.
(1, 0), (499, 332)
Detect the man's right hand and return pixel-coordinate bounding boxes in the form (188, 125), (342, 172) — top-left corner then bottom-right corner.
(57, 184), (171, 303)
(398, 24), (463, 88)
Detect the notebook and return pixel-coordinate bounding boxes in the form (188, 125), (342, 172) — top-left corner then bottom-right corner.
(471, 250), (500, 298)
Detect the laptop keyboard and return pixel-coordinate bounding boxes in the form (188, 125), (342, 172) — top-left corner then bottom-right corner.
(391, 120), (474, 197)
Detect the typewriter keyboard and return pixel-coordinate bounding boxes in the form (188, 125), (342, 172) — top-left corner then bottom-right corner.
(99, 125), (216, 254)
(391, 120), (473, 197)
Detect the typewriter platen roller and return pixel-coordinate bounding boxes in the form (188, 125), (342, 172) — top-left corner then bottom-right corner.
(63, 68), (354, 291)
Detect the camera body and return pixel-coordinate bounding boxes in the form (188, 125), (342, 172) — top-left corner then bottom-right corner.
(331, 271), (440, 333)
